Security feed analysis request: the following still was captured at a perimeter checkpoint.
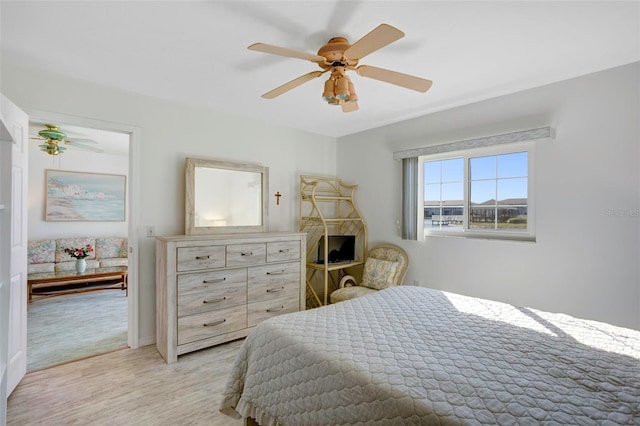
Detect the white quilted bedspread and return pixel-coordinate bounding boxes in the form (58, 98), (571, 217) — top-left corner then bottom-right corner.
(220, 286), (640, 425)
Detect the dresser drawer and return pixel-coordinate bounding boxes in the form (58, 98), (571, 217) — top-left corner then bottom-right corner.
(177, 245), (225, 272)
(226, 243), (266, 267)
(248, 282), (299, 304)
(248, 262), (300, 303)
(267, 240), (300, 263)
(249, 261), (300, 285)
(177, 269), (246, 317)
(178, 268), (246, 295)
(178, 305), (247, 345)
(248, 295), (299, 327)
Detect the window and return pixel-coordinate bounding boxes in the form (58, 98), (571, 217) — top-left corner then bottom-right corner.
(397, 127), (549, 242)
(420, 143), (534, 240)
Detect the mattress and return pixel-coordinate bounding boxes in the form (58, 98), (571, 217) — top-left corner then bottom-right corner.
(220, 286), (640, 425)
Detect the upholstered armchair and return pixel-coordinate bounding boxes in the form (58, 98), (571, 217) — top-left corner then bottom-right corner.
(330, 244), (409, 304)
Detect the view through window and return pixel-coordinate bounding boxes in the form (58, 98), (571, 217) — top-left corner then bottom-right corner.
(422, 149), (530, 238)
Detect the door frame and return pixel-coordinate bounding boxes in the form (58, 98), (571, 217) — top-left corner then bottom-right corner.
(25, 110), (140, 349)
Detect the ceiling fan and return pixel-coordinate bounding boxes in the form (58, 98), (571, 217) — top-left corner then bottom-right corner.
(248, 23), (432, 113)
(31, 124), (103, 156)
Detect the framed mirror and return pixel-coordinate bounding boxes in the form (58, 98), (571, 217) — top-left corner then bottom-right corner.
(185, 157), (269, 235)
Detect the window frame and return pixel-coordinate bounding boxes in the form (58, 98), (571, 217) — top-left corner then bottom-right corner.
(418, 141), (535, 242)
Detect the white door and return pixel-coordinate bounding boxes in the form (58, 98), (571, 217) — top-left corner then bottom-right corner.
(0, 94), (29, 422)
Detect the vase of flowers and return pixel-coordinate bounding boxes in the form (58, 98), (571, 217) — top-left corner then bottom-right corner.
(63, 244), (94, 273)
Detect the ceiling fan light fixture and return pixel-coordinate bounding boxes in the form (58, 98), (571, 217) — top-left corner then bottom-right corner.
(347, 80), (358, 103)
(335, 76), (350, 100)
(322, 77), (336, 101)
(39, 142), (65, 156)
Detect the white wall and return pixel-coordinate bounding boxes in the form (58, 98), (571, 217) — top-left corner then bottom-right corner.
(337, 62), (640, 330)
(28, 138), (129, 240)
(2, 62), (337, 344)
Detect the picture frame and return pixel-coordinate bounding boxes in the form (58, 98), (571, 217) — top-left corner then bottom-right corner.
(45, 169), (126, 222)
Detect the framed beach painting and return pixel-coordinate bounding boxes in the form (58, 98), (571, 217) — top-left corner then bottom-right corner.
(45, 170), (126, 221)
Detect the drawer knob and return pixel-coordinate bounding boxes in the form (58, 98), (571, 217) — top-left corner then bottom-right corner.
(241, 251), (253, 256)
(203, 319), (226, 327)
(203, 277), (226, 284)
(279, 248), (290, 253)
(266, 286), (285, 293)
(266, 305), (284, 313)
(203, 297), (226, 304)
(266, 269), (285, 275)
(195, 255), (210, 260)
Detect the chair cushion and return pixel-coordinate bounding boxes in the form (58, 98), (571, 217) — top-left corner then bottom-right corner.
(96, 237), (128, 259)
(55, 237), (97, 262)
(28, 239), (56, 264)
(99, 258), (128, 268)
(28, 263), (55, 274)
(361, 258), (399, 290)
(330, 286), (377, 303)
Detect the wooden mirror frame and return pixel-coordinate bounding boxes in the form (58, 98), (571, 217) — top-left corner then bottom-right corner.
(185, 157), (269, 235)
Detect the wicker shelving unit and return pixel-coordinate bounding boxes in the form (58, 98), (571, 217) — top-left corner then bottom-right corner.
(299, 175), (367, 308)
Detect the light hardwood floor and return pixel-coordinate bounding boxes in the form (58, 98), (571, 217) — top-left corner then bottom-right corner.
(8, 339), (245, 425)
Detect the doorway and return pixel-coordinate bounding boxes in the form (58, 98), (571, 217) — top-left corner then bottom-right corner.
(25, 114), (139, 370)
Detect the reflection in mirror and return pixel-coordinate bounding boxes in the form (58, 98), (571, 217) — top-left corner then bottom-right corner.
(194, 167), (261, 227)
(185, 157), (269, 235)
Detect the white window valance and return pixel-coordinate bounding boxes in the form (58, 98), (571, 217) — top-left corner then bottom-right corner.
(393, 126), (553, 160)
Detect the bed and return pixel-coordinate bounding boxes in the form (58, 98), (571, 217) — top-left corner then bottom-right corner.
(220, 286), (640, 425)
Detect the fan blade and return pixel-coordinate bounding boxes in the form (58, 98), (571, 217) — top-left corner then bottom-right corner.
(356, 65), (432, 92)
(65, 141), (104, 153)
(344, 24), (404, 60)
(262, 71), (324, 99)
(341, 101), (359, 113)
(248, 43), (325, 62)
(66, 138), (98, 144)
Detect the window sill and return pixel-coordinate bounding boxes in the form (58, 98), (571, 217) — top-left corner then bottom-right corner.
(423, 231), (536, 243)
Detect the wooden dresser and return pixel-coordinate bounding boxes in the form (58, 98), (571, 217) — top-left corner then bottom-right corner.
(156, 232), (306, 363)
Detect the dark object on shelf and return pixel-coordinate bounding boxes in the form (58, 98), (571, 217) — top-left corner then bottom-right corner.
(317, 235), (355, 264)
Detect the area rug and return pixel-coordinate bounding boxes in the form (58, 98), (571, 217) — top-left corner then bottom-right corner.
(27, 290), (128, 371)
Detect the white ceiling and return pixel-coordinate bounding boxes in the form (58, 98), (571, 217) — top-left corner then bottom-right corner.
(2, 1), (639, 139)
